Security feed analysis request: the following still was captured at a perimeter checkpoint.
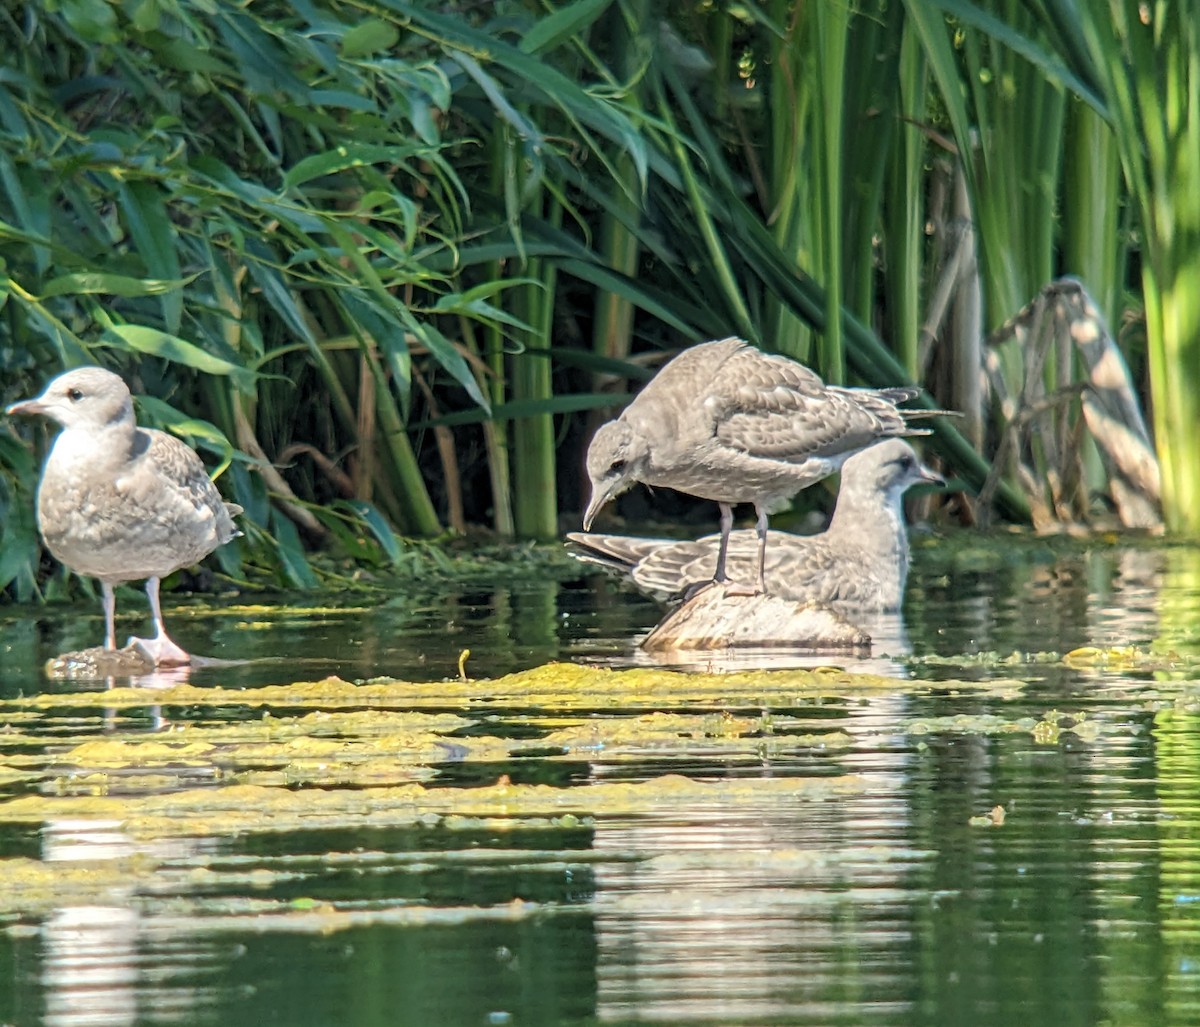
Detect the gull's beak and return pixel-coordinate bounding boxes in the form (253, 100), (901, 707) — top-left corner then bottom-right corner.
(583, 480), (619, 531)
(918, 462), (945, 488)
(5, 396), (47, 417)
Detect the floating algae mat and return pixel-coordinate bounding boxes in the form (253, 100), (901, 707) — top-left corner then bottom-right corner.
(0, 660), (1157, 850)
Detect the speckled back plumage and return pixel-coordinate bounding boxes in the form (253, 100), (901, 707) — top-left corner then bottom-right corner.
(571, 439), (941, 611)
(588, 337), (933, 510)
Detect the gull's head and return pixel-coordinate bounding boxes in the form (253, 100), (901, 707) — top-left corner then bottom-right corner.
(5, 367), (135, 432)
(583, 419), (645, 530)
(842, 439), (944, 503)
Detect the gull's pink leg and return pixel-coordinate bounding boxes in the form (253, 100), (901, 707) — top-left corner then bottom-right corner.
(129, 577), (191, 667)
(102, 582), (117, 650)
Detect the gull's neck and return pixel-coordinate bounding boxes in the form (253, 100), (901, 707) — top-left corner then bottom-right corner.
(826, 484), (910, 576)
(47, 416), (138, 476)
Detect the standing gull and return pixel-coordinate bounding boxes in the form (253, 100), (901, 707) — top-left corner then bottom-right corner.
(571, 439), (942, 611)
(583, 337), (938, 593)
(6, 367), (242, 667)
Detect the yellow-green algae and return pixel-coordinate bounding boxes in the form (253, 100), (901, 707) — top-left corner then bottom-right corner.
(0, 774), (867, 841)
(0, 663), (1028, 714)
(0, 663), (1133, 813)
(0, 664), (1036, 796)
(0, 705), (847, 793)
(0, 653), (1158, 928)
(0, 662), (1139, 857)
(0, 854), (548, 927)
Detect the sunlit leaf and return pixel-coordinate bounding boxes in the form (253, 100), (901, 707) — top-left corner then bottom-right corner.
(284, 142), (439, 190)
(106, 325), (256, 392)
(40, 273), (195, 299)
(342, 18), (401, 58)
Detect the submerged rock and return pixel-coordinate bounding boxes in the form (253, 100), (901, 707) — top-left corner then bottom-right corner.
(45, 645), (156, 680)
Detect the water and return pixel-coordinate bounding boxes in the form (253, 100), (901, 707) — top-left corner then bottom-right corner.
(1, 533), (1200, 1026)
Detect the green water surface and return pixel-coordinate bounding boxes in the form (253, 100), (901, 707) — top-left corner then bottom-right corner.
(1, 532), (1199, 1027)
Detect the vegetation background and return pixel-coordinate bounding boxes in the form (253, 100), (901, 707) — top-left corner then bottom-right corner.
(1, 0), (1196, 600)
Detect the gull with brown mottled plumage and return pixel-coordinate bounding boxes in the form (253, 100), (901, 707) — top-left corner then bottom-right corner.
(583, 337), (939, 593)
(6, 366), (242, 667)
(571, 439), (942, 609)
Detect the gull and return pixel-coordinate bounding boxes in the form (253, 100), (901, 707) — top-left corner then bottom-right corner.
(572, 440), (942, 609)
(583, 337), (938, 593)
(6, 366), (242, 667)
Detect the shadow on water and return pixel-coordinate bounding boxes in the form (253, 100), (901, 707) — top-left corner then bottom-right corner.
(1, 532), (1200, 1026)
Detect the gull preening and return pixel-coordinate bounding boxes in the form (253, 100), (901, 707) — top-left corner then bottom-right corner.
(583, 337), (939, 593)
(571, 439), (942, 610)
(6, 366), (242, 667)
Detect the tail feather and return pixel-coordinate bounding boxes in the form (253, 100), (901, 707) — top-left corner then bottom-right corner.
(567, 530), (727, 598)
(565, 531), (671, 572)
(902, 403), (955, 415)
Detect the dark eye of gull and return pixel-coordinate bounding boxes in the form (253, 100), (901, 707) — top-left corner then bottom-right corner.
(67, 388), (84, 402)
(610, 459), (627, 475)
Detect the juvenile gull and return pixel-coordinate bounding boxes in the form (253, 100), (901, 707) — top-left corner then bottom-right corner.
(571, 439), (942, 611)
(6, 367), (242, 667)
(583, 337), (938, 593)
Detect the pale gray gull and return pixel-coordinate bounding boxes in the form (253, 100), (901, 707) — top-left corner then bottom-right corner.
(583, 337), (940, 592)
(572, 439), (942, 610)
(6, 366), (242, 667)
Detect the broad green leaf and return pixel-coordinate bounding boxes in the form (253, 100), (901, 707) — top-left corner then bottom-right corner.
(0, 216), (53, 250)
(152, 38), (232, 75)
(270, 507), (318, 589)
(343, 499), (404, 565)
(213, 8), (310, 101)
(57, 0), (119, 43)
(189, 155), (328, 234)
(413, 321), (490, 413)
(0, 155), (50, 273)
(557, 257), (701, 335)
(106, 324), (256, 391)
(544, 346), (655, 380)
(0, 430), (35, 479)
(309, 505), (388, 569)
(307, 89), (379, 112)
(519, 0), (613, 55)
(231, 461), (271, 527)
(430, 290), (535, 332)
(342, 18), (401, 58)
(40, 273), (194, 299)
(451, 51), (544, 150)
(284, 142), (436, 190)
